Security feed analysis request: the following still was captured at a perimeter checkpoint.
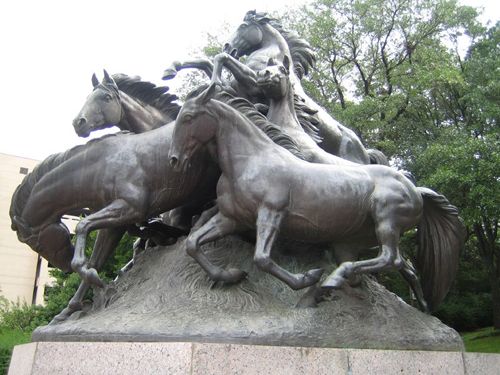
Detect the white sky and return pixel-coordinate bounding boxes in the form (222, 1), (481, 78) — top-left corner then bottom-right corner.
(0, 0), (497, 161)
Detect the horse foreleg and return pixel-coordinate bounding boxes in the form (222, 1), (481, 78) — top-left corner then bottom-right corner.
(162, 59), (214, 80)
(51, 227), (126, 323)
(254, 207), (324, 290)
(185, 212), (246, 283)
(211, 53), (260, 95)
(72, 199), (142, 287)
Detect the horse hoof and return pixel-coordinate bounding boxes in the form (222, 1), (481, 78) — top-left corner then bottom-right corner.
(321, 275), (345, 289)
(162, 68), (177, 80)
(304, 268), (324, 286)
(49, 307), (75, 324)
(227, 268), (247, 283)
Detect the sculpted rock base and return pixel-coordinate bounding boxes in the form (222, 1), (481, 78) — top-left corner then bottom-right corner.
(33, 236), (463, 350)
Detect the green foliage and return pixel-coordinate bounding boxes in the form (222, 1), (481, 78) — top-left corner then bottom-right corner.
(0, 328), (31, 375)
(0, 299), (46, 332)
(462, 327), (500, 353)
(279, 1), (498, 330)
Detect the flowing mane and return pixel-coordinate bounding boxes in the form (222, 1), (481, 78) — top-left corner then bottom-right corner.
(112, 74), (181, 120)
(10, 132), (132, 228)
(243, 11), (316, 79)
(186, 86), (305, 160)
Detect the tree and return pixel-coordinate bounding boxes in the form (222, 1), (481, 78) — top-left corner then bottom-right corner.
(413, 23), (499, 328)
(284, 0), (482, 160)
(281, 1), (499, 328)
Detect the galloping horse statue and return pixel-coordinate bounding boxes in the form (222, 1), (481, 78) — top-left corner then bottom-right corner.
(168, 84), (465, 312)
(10, 107), (218, 321)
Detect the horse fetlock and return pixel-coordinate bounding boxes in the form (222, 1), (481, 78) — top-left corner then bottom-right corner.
(254, 255), (272, 271)
(185, 237), (198, 257)
(82, 266), (104, 288)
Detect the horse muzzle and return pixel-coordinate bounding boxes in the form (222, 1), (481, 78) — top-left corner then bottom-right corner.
(73, 117), (91, 138)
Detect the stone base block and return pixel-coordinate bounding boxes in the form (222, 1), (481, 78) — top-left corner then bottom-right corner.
(8, 342), (500, 374)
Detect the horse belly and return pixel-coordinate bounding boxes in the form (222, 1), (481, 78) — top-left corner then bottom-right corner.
(281, 170), (373, 242)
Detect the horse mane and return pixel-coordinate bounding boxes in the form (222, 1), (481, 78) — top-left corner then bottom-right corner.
(112, 74), (181, 120)
(9, 132), (132, 229)
(185, 85), (305, 160)
(243, 10), (316, 79)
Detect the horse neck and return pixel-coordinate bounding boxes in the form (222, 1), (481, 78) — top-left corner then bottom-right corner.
(212, 101), (275, 177)
(267, 79), (302, 133)
(118, 91), (168, 133)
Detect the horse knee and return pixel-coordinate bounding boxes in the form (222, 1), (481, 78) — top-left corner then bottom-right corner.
(71, 258), (84, 272)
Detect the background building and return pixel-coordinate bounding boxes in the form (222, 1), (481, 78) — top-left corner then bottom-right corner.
(0, 153), (78, 305)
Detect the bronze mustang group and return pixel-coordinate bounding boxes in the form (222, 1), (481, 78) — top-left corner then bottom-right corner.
(10, 10), (464, 322)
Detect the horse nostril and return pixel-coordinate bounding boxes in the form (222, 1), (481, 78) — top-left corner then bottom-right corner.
(169, 156), (178, 168)
(77, 118), (86, 127)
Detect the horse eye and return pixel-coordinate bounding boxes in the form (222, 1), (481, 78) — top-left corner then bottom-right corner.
(183, 114), (193, 122)
(104, 94), (112, 102)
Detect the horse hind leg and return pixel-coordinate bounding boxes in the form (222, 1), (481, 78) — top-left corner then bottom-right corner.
(398, 257), (430, 313)
(185, 211), (246, 283)
(322, 222), (400, 289)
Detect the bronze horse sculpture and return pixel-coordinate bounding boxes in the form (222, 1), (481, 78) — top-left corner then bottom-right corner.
(255, 56), (434, 309)
(168, 84), (465, 312)
(164, 10), (387, 166)
(10, 76), (306, 322)
(73, 70), (180, 137)
(10, 109), (218, 322)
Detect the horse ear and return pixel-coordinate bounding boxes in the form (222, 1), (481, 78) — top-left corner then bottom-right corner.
(103, 69), (117, 87)
(197, 83), (217, 104)
(92, 73), (99, 88)
(282, 55), (291, 73)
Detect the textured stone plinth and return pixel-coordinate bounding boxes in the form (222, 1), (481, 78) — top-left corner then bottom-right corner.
(9, 342), (500, 375)
(33, 236), (463, 350)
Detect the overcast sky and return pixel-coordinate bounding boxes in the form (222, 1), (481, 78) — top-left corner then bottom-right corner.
(0, 0), (497, 161)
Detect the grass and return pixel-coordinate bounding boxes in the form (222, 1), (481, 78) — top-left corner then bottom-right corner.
(462, 327), (500, 353)
(0, 328), (32, 375)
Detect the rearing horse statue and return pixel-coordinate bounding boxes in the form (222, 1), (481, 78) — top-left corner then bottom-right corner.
(163, 10), (387, 165)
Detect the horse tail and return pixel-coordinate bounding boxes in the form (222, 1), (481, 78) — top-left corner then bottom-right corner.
(416, 187), (465, 311)
(9, 152), (80, 272)
(367, 149), (389, 166)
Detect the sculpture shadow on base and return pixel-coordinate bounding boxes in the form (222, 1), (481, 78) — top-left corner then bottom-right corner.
(33, 235), (463, 351)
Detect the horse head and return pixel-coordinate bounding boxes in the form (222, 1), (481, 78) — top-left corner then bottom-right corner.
(73, 70), (122, 137)
(223, 10), (273, 58)
(169, 84), (218, 171)
(256, 56), (291, 99)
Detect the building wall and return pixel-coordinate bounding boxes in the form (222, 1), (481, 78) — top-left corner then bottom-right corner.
(0, 153), (51, 305)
